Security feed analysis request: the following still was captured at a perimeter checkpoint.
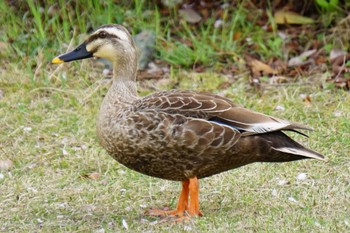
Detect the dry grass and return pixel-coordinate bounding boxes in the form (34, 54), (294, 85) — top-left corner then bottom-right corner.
(1, 60), (349, 232)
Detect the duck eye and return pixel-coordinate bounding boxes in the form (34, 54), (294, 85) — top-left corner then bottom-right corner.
(99, 31), (107, 38)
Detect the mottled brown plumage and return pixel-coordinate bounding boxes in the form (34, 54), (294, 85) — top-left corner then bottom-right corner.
(52, 24), (325, 219)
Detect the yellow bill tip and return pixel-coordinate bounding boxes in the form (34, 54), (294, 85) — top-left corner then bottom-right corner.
(52, 57), (64, 64)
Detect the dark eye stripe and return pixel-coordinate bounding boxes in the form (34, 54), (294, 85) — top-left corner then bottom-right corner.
(86, 31), (120, 44)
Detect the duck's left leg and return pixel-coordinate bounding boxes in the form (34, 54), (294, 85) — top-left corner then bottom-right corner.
(186, 177), (203, 217)
(146, 180), (189, 217)
(145, 177), (203, 218)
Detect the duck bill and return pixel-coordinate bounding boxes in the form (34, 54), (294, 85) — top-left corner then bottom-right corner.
(52, 42), (93, 64)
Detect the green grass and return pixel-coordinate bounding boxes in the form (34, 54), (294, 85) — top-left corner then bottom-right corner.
(1, 1), (350, 232)
(1, 62), (350, 232)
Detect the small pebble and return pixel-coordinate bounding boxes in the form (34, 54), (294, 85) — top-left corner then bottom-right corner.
(271, 189), (277, 197)
(296, 173), (307, 180)
(122, 219), (128, 230)
(23, 126), (32, 132)
(314, 221), (321, 227)
(333, 111), (342, 117)
(37, 218), (43, 224)
(214, 20), (223, 28)
(288, 197), (298, 203)
(277, 178), (289, 186)
(62, 149), (69, 156)
(107, 222), (114, 227)
(118, 170), (126, 175)
(140, 218), (149, 224)
(94, 228), (105, 233)
(275, 105), (285, 111)
(0, 159), (13, 170)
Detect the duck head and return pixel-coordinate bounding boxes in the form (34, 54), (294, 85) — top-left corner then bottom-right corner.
(52, 24), (138, 78)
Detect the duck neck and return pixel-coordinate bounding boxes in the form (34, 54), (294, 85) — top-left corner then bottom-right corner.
(113, 52), (138, 82)
(102, 58), (138, 109)
(97, 52), (139, 136)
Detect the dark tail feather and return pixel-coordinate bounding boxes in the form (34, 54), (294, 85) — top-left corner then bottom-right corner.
(273, 145), (326, 161)
(286, 129), (309, 138)
(260, 131), (326, 162)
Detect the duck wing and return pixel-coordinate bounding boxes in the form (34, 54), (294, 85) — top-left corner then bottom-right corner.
(133, 90), (310, 136)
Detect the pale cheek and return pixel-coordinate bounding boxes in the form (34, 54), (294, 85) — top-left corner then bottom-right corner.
(94, 45), (116, 61)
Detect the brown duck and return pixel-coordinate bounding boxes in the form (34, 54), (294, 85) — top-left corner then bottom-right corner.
(52, 24), (325, 220)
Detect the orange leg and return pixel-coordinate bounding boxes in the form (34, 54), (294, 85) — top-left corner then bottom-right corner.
(146, 180), (189, 217)
(187, 177), (203, 217)
(145, 177), (202, 220)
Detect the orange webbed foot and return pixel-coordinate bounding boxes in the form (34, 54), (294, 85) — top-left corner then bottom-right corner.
(144, 177), (203, 223)
(145, 208), (185, 217)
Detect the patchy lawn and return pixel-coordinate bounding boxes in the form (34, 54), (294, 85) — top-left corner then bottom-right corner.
(1, 1), (350, 232)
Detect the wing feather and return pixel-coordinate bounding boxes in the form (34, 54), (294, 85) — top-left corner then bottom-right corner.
(125, 110), (241, 152)
(133, 90), (309, 135)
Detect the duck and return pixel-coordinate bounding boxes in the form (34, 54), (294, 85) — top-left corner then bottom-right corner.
(52, 24), (325, 220)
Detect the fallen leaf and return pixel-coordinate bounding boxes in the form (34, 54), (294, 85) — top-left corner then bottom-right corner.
(233, 31), (242, 41)
(179, 8), (202, 24)
(269, 76), (288, 84)
(89, 172), (100, 180)
(246, 57), (279, 77)
(288, 49), (317, 67)
(82, 172), (100, 180)
(217, 81), (233, 90)
(331, 53), (350, 75)
(300, 94), (312, 105)
(330, 49), (347, 60)
(270, 59), (288, 74)
(333, 77), (350, 90)
(274, 10), (314, 25)
(315, 55), (327, 65)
